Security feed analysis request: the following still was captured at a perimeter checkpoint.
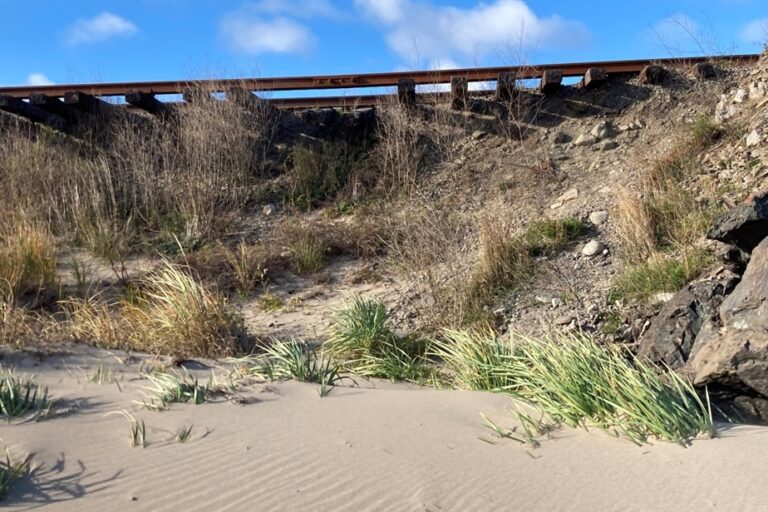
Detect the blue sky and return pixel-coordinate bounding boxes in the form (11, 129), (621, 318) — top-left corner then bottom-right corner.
(1, 0), (766, 87)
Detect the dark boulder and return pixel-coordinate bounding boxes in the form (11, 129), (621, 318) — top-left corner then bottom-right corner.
(637, 268), (739, 368)
(686, 237), (768, 422)
(707, 192), (768, 253)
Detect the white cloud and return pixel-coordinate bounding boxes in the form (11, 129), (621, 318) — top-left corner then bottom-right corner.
(740, 18), (768, 45)
(221, 16), (315, 55)
(66, 12), (138, 45)
(355, 0), (589, 65)
(253, 0), (341, 19)
(27, 73), (54, 86)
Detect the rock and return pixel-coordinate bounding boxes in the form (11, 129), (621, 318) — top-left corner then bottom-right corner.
(554, 314), (575, 326)
(638, 270), (739, 368)
(733, 88), (748, 104)
(590, 121), (613, 140)
(262, 204), (278, 216)
(553, 131), (571, 144)
(746, 130), (761, 147)
(555, 188), (578, 203)
(749, 81), (768, 100)
(573, 134), (597, 147)
(707, 192), (768, 253)
(551, 297), (561, 309)
(715, 95), (740, 123)
(652, 292), (675, 304)
(472, 130), (488, 141)
(600, 140), (618, 151)
(589, 211), (609, 225)
(687, 240), (768, 420)
(581, 240), (605, 257)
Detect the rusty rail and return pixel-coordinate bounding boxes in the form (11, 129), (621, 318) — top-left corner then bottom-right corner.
(0, 54), (759, 100)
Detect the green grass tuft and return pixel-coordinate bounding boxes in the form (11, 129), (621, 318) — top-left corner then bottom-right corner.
(432, 330), (714, 445)
(0, 450), (28, 500)
(140, 370), (210, 411)
(0, 371), (51, 421)
(613, 249), (713, 302)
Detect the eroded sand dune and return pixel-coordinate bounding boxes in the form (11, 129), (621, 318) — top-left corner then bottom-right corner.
(2, 348), (768, 511)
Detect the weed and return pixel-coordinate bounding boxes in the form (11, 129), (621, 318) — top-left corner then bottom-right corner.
(614, 249), (713, 302)
(480, 413), (526, 444)
(280, 222), (330, 276)
(0, 222), (58, 302)
(524, 217), (587, 256)
(289, 141), (365, 209)
(175, 425), (194, 443)
(108, 410), (147, 447)
(0, 450), (28, 499)
(326, 296), (432, 382)
(430, 329), (515, 391)
(0, 371), (51, 421)
(258, 292), (284, 312)
(88, 365), (113, 385)
(140, 370), (210, 411)
(250, 339), (345, 396)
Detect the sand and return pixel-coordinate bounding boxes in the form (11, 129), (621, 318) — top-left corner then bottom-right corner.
(2, 345), (768, 512)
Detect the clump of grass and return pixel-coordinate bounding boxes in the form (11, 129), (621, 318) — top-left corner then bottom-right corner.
(223, 242), (269, 297)
(66, 261), (249, 358)
(280, 222), (331, 276)
(107, 410), (147, 447)
(0, 371), (51, 420)
(250, 339), (345, 396)
(183, 242), (275, 296)
(140, 370), (210, 411)
(258, 292), (284, 312)
(0, 450), (28, 499)
(0, 222), (58, 302)
(289, 141), (365, 210)
(174, 424), (194, 443)
(613, 249), (713, 302)
(524, 217), (587, 256)
(88, 365), (113, 385)
(430, 329), (515, 391)
(326, 296), (431, 382)
(433, 330), (714, 445)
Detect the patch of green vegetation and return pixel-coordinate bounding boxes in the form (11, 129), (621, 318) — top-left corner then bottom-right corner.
(614, 249), (713, 302)
(0, 450), (28, 499)
(691, 115), (724, 147)
(258, 292), (285, 312)
(524, 217), (587, 256)
(289, 141), (366, 210)
(0, 371), (51, 420)
(600, 312), (624, 337)
(432, 330), (714, 445)
(326, 296), (433, 382)
(140, 370), (210, 411)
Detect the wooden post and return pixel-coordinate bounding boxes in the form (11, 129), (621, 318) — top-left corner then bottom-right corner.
(64, 91), (113, 115)
(29, 92), (82, 123)
(496, 72), (517, 101)
(692, 62), (716, 79)
(0, 94), (68, 131)
(397, 78), (416, 107)
(539, 70), (563, 94)
(126, 90), (174, 118)
(450, 76), (468, 109)
(639, 65), (666, 84)
(583, 68), (608, 88)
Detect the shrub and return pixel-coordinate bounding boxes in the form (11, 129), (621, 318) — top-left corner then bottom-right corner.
(280, 222), (331, 275)
(289, 141), (365, 209)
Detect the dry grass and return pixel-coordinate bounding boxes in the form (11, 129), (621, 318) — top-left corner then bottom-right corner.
(66, 261), (248, 357)
(613, 187), (656, 264)
(184, 242), (274, 297)
(0, 221), (58, 303)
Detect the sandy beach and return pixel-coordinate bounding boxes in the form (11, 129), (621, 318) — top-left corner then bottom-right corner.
(0, 346), (766, 512)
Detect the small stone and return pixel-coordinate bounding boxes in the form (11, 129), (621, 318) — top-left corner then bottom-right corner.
(555, 188), (578, 203)
(262, 204), (277, 216)
(535, 295), (552, 305)
(630, 119), (645, 130)
(589, 211), (609, 225)
(573, 134), (597, 147)
(733, 88), (748, 104)
(600, 140), (618, 151)
(551, 297), (561, 309)
(472, 130), (488, 141)
(582, 240), (605, 257)
(553, 131), (571, 144)
(651, 292), (675, 304)
(554, 314), (575, 326)
(746, 130), (761, 147)
(591, 121), (613, 140)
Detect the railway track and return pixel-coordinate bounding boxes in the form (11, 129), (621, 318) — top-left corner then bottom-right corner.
(0, 54), (759, 129)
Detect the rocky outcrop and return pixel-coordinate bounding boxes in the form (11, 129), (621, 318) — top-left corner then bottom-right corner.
(638, 269), (739, 368)
(685, 238), (768, 422)
(707, 192), (768, 253)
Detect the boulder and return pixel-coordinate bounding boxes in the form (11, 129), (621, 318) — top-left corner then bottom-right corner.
(589, 211), (609, 225)
(707, 192), (768, 253)
(590, 121), (613, 141)
(638, 269), (739, 368)
(687, 239), (768, 421)
(573, 134), (597, 147)
(581, 240), (605, 257)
